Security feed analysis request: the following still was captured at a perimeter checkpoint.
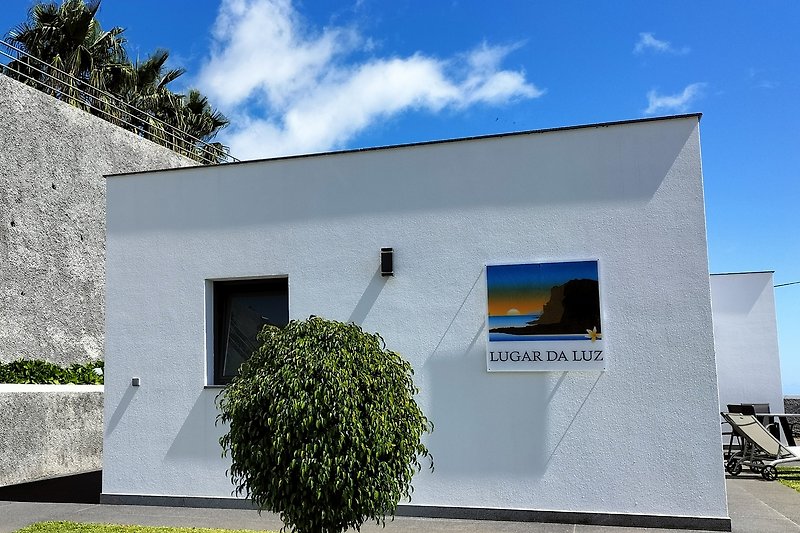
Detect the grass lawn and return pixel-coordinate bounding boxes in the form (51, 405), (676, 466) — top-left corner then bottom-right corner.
(14, 523), (277, 533)
(778, 467), (800, 492)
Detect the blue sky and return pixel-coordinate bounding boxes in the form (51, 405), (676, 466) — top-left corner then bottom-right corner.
(2, 1), (799, 392)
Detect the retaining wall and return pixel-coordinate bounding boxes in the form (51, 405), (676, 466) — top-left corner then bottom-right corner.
(785, 397), (800, 414)
(0, 385), (103, 486)
(0, 73), (196, 366)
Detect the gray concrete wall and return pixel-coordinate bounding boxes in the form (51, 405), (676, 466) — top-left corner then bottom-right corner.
(785, 397), (800, 414)
(0, 385), (103, 486)
(0, 74), (196, 365)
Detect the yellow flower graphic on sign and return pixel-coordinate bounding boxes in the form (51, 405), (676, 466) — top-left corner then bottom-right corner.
(586, 326), (602, 342)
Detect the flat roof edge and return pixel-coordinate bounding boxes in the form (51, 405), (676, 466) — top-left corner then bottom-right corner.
(106, 112), (702, 179)
(711, 271), (775, 276)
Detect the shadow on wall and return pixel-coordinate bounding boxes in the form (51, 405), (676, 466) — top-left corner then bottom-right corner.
(424, 324), (547, 477)
(166, 391), (227, 461)
(108, 118), (697, 232)
(421, 268), (606, 478)
(348, 269), (388, 325)
(105, 385), (137, 436)
(711, 274), (772, 314)
(420, 266), (550, 476)
(425, 337), (604, 477)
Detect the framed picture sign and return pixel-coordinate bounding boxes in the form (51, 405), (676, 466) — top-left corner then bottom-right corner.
(486, 260), (605, 372)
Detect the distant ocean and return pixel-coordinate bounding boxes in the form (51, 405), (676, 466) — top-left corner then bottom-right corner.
(487, 314), (589, 342)
(488, 313), (541, 330)
(489, 333), (589, 342)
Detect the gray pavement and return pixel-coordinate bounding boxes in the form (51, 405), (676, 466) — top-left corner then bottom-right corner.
(3, 475), (800, 533)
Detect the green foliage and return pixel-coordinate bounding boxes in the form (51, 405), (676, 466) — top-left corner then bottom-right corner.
(778, 467), (800, 492)
(0, 359), (103, 384)
(2, 0), (230, 163)
(15, 521), (275, 533)
(217, 317), (433, 533)
(6, 0), (128, 87)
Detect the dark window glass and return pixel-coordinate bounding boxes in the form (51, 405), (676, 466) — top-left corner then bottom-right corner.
(214, 278), (288, 384)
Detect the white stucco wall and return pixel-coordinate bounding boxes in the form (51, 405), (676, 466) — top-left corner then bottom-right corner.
(711, 272), (783, 413)
(104, 115), (727, 520)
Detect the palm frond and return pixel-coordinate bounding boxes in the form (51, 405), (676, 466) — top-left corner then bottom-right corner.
(2, 0), (232, 163)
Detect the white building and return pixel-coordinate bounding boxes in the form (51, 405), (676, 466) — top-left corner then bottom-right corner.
(711, 271), (784, 413)
(102, 114), (730, 530)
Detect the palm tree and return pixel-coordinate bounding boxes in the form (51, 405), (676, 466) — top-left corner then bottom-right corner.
(180, 89), (230, 163)
(5, 0), (130, 102)
(3, 0), (231, 163)
(124, 51), (229, 162)
(123, 49), (186, 144)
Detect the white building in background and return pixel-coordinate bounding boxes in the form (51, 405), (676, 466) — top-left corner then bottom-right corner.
(711, 271), (784, 413)
(102, 114), (731, 531)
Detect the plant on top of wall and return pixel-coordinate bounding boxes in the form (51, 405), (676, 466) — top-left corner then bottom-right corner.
(2, 0), (230, 163)
(0, 359), (103, 384)
(216, 316), (433, 533)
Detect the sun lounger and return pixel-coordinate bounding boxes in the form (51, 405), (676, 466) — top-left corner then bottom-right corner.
(721, 412), (800, 481)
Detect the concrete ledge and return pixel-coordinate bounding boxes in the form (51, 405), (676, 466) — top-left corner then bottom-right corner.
(0, 384), (104, 392)
(101, 493), (259, 510)
(0, 386), (103, 487)
(396, 504), (731, 531)
(100, 494), (731, 531)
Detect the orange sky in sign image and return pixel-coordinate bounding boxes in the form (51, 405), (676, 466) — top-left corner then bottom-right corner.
(487, 290), (548, 317)
(487, 261), (599, 317)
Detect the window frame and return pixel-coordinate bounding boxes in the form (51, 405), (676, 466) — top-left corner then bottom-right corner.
(211, 277), (289, 385)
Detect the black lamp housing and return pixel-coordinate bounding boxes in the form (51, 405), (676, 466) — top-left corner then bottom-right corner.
(381, 247), (394, 276)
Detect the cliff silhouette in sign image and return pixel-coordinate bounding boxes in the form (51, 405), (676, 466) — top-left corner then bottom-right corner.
(490, 278), (601, 336)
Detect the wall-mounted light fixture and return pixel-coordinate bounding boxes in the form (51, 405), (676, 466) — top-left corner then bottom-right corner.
(381, 247), (394, 277)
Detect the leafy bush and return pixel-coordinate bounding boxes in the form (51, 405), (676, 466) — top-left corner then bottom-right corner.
(0, 359), (104, 384)
(217, 317), (433, 533)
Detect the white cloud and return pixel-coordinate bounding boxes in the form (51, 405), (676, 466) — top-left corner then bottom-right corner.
(197, 0), (543, 159)
(748, 68), (778, 89)
(634, 32), (689, 55)
(644, 83), (706, 115)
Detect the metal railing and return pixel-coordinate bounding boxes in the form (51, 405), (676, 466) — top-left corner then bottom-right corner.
(0, 39), (238, 164)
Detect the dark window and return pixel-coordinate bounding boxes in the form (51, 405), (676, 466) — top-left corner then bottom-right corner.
(214, 278), (288, 385)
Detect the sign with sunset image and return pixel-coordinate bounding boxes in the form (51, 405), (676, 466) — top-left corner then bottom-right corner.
(486, 260), (605, 371)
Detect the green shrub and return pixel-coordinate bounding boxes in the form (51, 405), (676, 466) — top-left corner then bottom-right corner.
(217, 317), (432, 533)
(0, 359), (104, 384)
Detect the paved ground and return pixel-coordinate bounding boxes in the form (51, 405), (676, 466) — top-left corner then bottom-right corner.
(3, 474), (800, 533)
